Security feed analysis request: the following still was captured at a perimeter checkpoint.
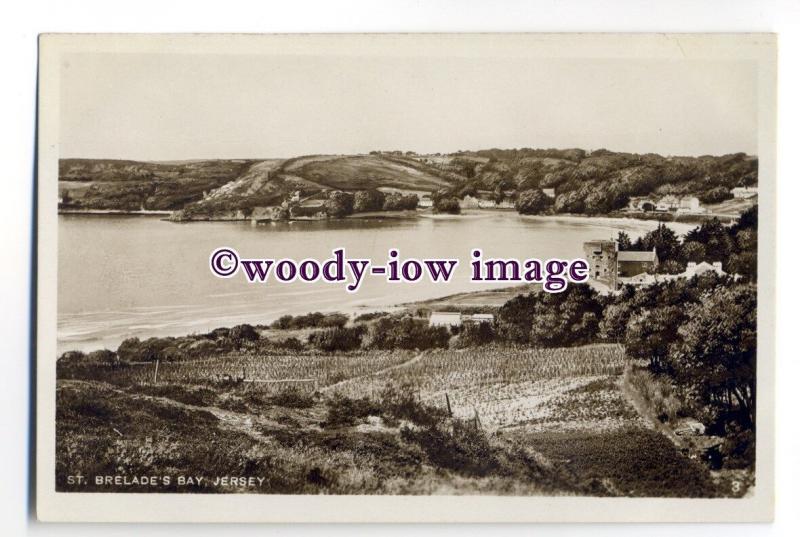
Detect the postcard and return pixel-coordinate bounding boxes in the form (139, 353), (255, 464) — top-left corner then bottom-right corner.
(36, 33), (776, 522)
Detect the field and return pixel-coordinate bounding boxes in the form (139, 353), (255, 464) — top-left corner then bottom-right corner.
(56, 344), (727, 497)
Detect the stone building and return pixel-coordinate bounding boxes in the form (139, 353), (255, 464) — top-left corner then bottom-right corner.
(583, 239), (619, 290)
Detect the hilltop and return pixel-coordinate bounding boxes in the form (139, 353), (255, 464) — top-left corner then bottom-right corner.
(58, 149), (758, 220)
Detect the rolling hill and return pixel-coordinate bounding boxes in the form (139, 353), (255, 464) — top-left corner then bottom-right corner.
(58, 149), (758, 219)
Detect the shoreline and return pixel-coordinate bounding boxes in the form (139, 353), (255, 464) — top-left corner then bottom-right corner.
(59, 208), (173, 216)
(59, 206), (743, 225)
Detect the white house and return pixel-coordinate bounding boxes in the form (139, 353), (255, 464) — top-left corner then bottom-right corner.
(458, 195), (481, 210)
(429, 312), (463, 328)
(429, 311), (494, 328)
(656, 195), (681, 211)
(542, 188), (556, 198)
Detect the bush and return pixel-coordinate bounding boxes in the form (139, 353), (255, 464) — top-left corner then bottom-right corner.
(400, 420), (500, 477)
(515, 189), (552, 215)
(433, 197), (460, 214)
(353, 189), (386, 213)
(455, 322), (495, 348)
(324, 394), (382, 427)
(699, 186), (733, 204)
(270, 312), (348, 330)
(625, 367), (687, 423)
(365, 316), (450, 351)
(308, 326), (364, 353)
(382, 192), (419, 211)
(324, 191), (355, 217)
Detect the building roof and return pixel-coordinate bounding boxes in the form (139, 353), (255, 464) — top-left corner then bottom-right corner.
(618, 250), (657, 263)
(429, 312), (462, 325)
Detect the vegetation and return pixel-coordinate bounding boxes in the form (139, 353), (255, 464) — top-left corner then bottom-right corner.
(60, 149), (757, 220)
(515, 189), (552, 215)
(432, 196), (460, 214)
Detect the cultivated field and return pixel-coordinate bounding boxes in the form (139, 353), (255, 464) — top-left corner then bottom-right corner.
(55, 344), (727, 497)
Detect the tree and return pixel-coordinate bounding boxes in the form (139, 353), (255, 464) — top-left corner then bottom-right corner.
(455, 322), (495, 347)
(324, 191), (355, 217)
(637, 223), (681, 264)
(624, 306), (686, 372)
(433, 197), (460, 214)
(309, 326), (364, 352)
(365, 317), (450, 350)
(353, 189), (386, 213)
(671, 285), (756, 428)
(617, 231), (633, 251)
(680, 241), (707, 263)
(699, 186), (733, 204)
(382, 193), (419, 211)
(230, 324), (259, 349)
(515, 189), (552, 215)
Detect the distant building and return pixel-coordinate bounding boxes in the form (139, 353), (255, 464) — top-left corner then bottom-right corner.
(678, 196), (701, 211)
(683, 261), (726, 278)
(418, 195), (433, 208)
(542, 188), (556, 198)
(477, 199), (496, 209)
(458, 195), (481, 209)
(429, 312), (463, 328)
(732, 186), (758, 199)
(583, 240), (659, 290)
(627, 196), (657, 212)
(617, 249), (659, 277)
(583, 240), (619, 290)
(656, 195), (681, 212)
(463, 313), (495, 325)
(428, 311), (494, 328)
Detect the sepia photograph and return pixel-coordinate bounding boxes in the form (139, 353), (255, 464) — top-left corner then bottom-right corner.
(35, 33), (776, 522)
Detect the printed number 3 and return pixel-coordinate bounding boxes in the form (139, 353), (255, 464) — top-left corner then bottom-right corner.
(731, 481), (742, 493)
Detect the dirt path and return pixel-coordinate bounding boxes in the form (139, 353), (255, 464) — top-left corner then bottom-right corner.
(320, 351), (426, 393)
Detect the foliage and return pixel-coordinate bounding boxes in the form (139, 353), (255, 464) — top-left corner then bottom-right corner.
(433, 197), (461, 214)
(515, 189), (552, 215)
(365, 316), (450, 351)
(670, 285), (756, 429)
(496, 285), (603, 346)
(271, 312), (349, 330)
(324, 191), (355, 217)
(308, 326), (365, 353)
(454, 322), (496, 348)
(352, 189), (386, 213)
(382, 192), (419, 211)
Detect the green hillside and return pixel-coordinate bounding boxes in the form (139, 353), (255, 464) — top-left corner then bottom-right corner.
(58, 149), (758, 219)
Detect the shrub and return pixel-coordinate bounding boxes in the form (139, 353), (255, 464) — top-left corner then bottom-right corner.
(455, 322), (496, 348)
(433, 197), (460, 214)
(382, 192), (419, 211)
(353, 189), (386, 213)
(308, 326), (364, 353)
(365, 317), (450, 351)
(400, 420), (500, 477)
(324, 394), (382, 427)
(515, 189), (552, 215)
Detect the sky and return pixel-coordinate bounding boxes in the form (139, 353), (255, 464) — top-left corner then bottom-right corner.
(59, 53), (758, 160)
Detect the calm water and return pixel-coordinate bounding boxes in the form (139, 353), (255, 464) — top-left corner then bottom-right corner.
(58, 213), (693, 353)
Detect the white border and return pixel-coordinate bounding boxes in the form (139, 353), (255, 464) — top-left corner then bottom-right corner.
(35, 33), (776, 524)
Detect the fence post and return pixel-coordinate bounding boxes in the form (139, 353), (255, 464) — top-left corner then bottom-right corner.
(153, 359), (159, 384)
(445, 392), (452, 417)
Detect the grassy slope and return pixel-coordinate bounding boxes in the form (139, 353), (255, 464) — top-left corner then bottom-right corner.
(56, 345), (724, 497)
(58, 158), (259, 211)
(59, 155), (459, 215)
